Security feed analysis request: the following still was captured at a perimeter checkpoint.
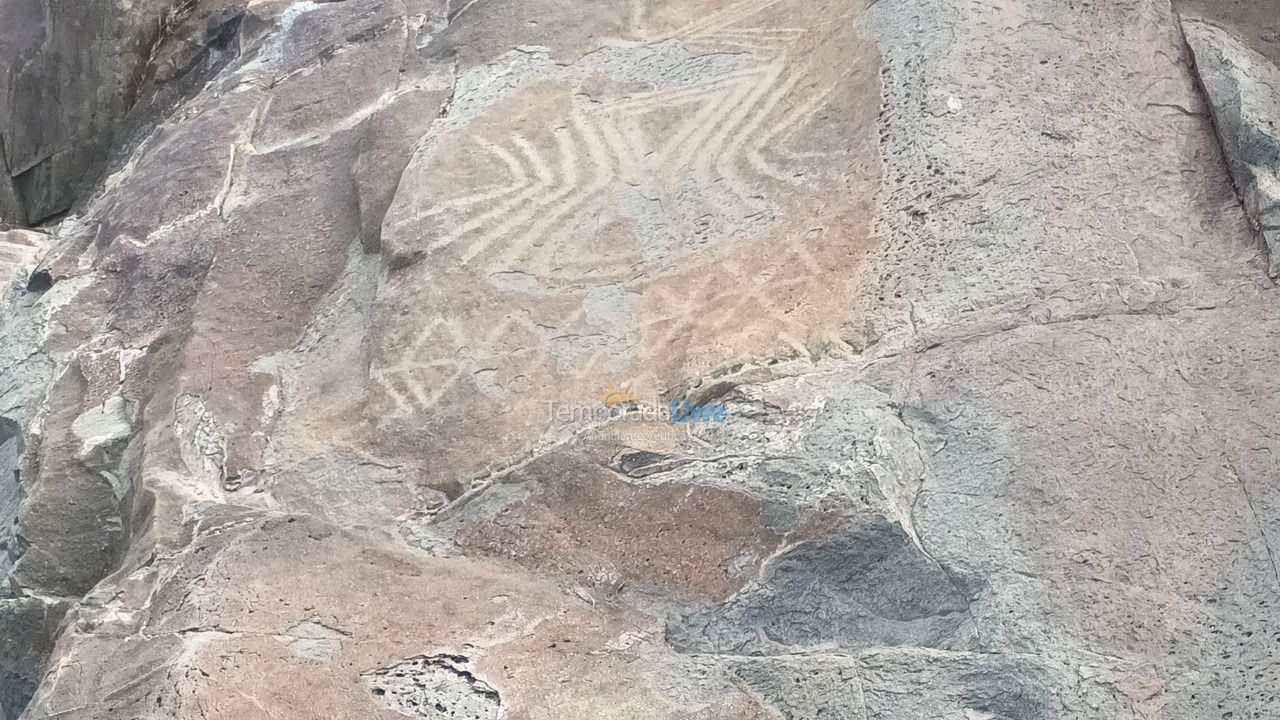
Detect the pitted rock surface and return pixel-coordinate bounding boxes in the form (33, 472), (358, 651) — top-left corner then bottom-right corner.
(1, 0), (1279, 719)
(364, 655), (500, 720)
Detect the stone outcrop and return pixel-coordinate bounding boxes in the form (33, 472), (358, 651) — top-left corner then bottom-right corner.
(1183, 17), (1280, 277)
(0, 0), (1278, 718)
(0, 0), (180, 225)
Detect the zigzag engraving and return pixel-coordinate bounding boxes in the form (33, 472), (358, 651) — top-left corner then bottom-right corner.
(673, 0), (791, 40)
(639, 235), (832, 363)
(371, 311), (564, 415)
(372, 318), (470, 413)
(493, 111), (617, 267)
(376, 0), (856, 417)
(421, 56), (832, 273)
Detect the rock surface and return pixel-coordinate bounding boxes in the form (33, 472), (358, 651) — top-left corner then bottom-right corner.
(0, 0), (176, 225)
(0, 0), (1278, 718)
(1183, 17), (1280, 277)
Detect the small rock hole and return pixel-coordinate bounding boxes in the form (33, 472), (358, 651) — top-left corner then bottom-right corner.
(26, 269), (53, 294)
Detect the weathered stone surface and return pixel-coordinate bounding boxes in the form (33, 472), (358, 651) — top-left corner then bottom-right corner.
(0, 0), (175, 224)
(10, 361), (137, 597)
(364, 654), (501, 720)
(1183, 17), (1280, 277)
(0, 230), (45, 292)
(0, 597), (68, 720)
(23, 510), (774, 719)
(667, 517), (976, 654)
(1177, 0), (1280, 66)
(1, 0), (1279, 718)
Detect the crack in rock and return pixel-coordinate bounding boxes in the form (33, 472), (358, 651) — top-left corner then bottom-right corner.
(1182, 17), (1280, 277)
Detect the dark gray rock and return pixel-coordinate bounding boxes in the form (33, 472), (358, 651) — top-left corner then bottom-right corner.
(0, 597), (69, 720)
(0, 0), (173, 225)
(0, 416), (21, 596)
(667, 516), (974, 654)
(10, 362), (137, 597)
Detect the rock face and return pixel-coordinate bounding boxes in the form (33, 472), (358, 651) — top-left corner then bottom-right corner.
(1183, 17), (1280, 277)
(0, 0), (1278, 718)
(0, 0), (177, 225)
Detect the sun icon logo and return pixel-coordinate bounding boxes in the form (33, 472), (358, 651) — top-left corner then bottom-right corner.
(592, 381), (637, 406)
